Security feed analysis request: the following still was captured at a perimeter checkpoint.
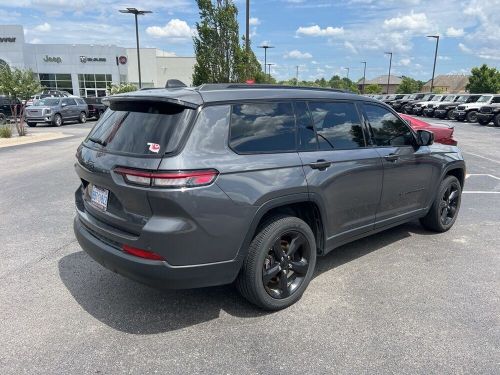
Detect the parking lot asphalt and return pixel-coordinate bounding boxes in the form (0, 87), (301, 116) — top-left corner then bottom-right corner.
(0, 119), (499, 374)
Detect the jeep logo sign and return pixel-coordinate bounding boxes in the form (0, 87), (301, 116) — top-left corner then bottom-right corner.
(43, 55), (62, 63)
(0, 37), (16, 43)
(80, 56), (106, 63)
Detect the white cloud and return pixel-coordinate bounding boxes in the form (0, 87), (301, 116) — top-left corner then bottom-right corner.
(146, 19), (194, 40)
(458, 43), (472, 54)
(344, 41), (357, 54)
(33, 22), (51, 32)
(438, 55), (451, 60)
(399, 58), (411, 66)
(284, 49), (313, 59)
(446, 27), (465, 37)
(296, 25), (344, 37)
(29, 38), (42, 44)
(383, 12), (429, 31)
(249, 17), (260, 26)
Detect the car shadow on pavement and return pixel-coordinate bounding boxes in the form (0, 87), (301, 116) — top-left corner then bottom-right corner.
(58, 220), (429, 334)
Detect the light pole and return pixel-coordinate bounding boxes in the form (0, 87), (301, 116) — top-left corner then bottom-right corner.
(119, 8), (152, 89)
(427, 35), (440, 92)
(267, 63), (275, 81)
(344, 67), (350, 80)
(296, 65), (299, 85)
(361, 61), (367, 94)
(246, 0), (250, 52)
(384, 52), (393, 94)
(259, 45), (274, 77)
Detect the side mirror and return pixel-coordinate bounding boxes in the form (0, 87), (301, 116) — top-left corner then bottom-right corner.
(416, 129), (434, 146)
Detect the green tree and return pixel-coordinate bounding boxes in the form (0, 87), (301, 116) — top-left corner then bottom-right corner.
(193, 0), (263, 85)
(328, 75), (359, 93)
(396, 76), (424, 94)
(466, 64), (500, 93)
(109, 83), (137, 95)
(0, 67), (42, 136)
(364, 84), (383, 94)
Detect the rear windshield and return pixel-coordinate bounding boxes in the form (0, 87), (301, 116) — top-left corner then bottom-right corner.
(84, 100), (194, 156)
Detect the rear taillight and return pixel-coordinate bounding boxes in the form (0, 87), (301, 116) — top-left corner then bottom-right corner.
(122, 244), (165, 261)
(114, 167), (219, 188)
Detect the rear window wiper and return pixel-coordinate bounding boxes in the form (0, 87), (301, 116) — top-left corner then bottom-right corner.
(88, 137), (107, 147)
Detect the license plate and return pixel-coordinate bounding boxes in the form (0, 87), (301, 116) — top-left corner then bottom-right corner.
(457, 111), (466, 116)
(90, 185), (109, 210)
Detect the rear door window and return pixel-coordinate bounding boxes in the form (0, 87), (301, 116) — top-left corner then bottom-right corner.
(84, 100), (194, 156)
(308, 101), (366, 150)
(229, 102), (296, 153)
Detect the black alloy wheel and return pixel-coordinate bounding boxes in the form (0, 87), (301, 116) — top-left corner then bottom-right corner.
(420, 175), (462, 232)
(262, 231), (311, 299)
(439, 183), (460, 226)
(236, 215), (317, 310)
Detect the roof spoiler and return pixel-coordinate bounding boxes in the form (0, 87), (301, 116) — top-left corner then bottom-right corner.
(101, 96), (198, 110)
(165, 79), (187, 89)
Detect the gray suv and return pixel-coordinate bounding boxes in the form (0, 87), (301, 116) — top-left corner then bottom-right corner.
(26, 97), (89, 127)
(73, 85), (466, 310)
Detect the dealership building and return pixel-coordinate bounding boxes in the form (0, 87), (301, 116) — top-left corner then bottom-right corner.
(0, 25), (195, 97)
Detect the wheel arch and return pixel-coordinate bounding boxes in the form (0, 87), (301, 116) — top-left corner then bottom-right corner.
(236, 194), (327, 266)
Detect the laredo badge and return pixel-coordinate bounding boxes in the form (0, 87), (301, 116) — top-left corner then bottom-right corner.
(147, 143), (160, 153)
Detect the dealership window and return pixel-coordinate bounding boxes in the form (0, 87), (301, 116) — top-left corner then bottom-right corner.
(78, 74), (112, 97)
(39, 73), (73, 94)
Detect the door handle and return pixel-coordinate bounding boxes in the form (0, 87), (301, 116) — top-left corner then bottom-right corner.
(384, 153), (399, 162)
(309, 159), (332, 170)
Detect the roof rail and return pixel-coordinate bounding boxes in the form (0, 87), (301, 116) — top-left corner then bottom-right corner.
(197, 83), (352, 93)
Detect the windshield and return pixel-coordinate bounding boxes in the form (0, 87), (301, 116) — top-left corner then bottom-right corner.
(36, 98), (60, 106)
(84, 100), (194, 156)
(443, 95), (455, 101)
(421, 94), (433, 101)
(408, 94), (417, 100)
(456, 95), (468, 102)
(387, 95), (396, 100)
(432, 95), (444, 101)
(477, 95), (492, 103)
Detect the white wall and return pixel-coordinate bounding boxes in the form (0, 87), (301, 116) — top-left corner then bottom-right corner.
(127, 48), (195, 88)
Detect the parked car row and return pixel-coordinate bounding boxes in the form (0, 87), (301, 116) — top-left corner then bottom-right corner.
(366, 93), (500, 126)
(24, 95), (106, 128)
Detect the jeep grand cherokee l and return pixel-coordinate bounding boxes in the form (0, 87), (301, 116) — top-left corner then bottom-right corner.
(74, 84), (466, 310)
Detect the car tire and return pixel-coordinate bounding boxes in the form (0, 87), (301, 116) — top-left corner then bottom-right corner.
(0, 113), (6, 125)
(53, 114), (63, 127)
(78, 112), (87, 123)
(446, 109), (456, 120)
(466, 111), (478, 123)
(493, 114), (500, 127)
(477, 118), (489, 126)
(236, 215), (317, 310)
(27, 122), (37, 127)
(420, 175), (462, 233)
(96, 110), (103, 120)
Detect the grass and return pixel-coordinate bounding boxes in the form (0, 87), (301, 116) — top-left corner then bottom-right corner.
(0, 125), (12, 138)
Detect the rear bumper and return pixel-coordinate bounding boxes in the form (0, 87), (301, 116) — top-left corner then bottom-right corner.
(74, 215), (242, 289)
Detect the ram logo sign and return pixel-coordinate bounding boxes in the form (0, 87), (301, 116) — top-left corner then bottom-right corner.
(80, 56), (107, 63)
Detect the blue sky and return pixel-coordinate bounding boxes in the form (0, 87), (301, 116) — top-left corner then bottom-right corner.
(1, 0), (499, 82)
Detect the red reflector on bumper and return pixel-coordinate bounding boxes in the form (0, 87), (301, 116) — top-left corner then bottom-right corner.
(122, 245), (165, 261)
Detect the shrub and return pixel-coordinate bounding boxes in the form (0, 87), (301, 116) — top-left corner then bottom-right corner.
(0, 125), (12, 138)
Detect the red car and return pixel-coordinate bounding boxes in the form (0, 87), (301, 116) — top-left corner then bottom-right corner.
(400, 114), (457, 146)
